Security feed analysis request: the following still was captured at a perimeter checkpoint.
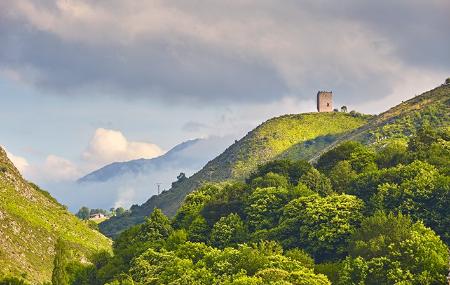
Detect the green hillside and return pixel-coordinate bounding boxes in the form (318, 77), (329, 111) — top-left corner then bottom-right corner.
(100, 112), (370, 237)
(101, 84), (450, 238)
(71, 99), (450, 284)
(309, 84), (450, 162)
(0, 147), (111, 284)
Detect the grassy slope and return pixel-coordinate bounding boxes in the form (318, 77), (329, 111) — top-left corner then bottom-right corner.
(0, 147), (111, 284)
(100, 112), (369, 237)
(308, 84), (450, 162)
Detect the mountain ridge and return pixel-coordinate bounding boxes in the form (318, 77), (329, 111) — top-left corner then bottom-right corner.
(78, 138), (200, 183)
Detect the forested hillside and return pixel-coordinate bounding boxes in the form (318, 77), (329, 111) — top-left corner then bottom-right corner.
(0, 147), (111, 284)
(100, 84), (450, 238)
(59, 117), (449, 284)
(101, 112), (370, 237)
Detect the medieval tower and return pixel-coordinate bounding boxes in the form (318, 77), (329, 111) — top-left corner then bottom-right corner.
(317, 91), (333, 112)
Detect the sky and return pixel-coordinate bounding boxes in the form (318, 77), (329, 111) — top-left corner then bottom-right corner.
(0, 0), (449, 197)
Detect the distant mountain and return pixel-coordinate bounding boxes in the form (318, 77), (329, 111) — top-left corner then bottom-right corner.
(78, 139), (202, 183)
(100, 84), (450, 238)
(54, 137), (236, 212)
(0, 147), (111, 284)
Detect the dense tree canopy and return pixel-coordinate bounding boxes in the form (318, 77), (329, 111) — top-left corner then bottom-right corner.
(59, 126), (449, 285)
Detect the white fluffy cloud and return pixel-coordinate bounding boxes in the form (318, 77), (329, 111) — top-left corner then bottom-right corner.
(3, 147), (79, 182)
(2, 128), (163, 183)
(82, 128), (163, 167)
(27, 155), (81, 182)
(4, 149), (29, 173)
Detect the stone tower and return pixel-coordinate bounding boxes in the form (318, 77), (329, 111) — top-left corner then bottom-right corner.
(317, 91), (333, 112)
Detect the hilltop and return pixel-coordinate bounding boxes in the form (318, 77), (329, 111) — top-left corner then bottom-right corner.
(0, 147), (111, 284)
(100, 112), (370, 236)
(309, 84), (450, 162)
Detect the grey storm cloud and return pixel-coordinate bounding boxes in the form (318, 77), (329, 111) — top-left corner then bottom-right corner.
(0, 0), (449, 104)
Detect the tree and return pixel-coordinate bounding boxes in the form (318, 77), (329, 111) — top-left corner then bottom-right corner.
(278, 194), (364, 261)
(138, 208), (173, 242)
(250, 172), (289, 189)
(369, 161), (450, 244)
(348, 146), (377, 173)
(245, 187), (290, 231)
(445, 77), (450, 85)
(75, 206), (90, 220)
(188, 216), (210, 243)
(52, 238), (70, 285)
(375, 139), (408, 168)
(248, 159), (311, 186)
(299, 168), (333, 196)
(342, 212), (449, 285)
(115, 207), (126, 216)
(210, 213), (248, 248)
(316, 141), (363, 173)
(328, 160), (357, 193)
(110, 208), (174, 275)
(340, 106), (348, 113)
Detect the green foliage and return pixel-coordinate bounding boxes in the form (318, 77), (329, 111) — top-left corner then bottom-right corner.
(328, 161), (357, 193)
(210, 213), (248, 248)
(340, 212), (449, 285)
(82, 118), (449, 284)
(188, 215), (210, 243)
(350, 159), (450, 244)
(316, 142), (363, 173)
(248, 160), (312, 186)
(0, 277), (30, 285)
(123, 241), (330, 285)
(375, 139), (408, 168)
(75, 207), (90, 221)
(250, 172), (289, 189)
(115, 207), (126, 216)
(298, 168), (333, 196)
(284, 249), (315, 269)
(278, 194), (365, 261)
(245, 186), (290, 231)
(52, 239), (70, 285)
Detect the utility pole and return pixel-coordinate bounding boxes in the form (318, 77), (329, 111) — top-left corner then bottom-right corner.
(156, 183), (162, 195)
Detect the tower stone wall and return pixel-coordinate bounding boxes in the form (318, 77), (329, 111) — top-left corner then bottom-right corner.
(317, 91), (333, 112)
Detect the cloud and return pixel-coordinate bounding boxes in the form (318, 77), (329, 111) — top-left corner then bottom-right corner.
(28, 154), (81, 182)
(182, 121), (209, 133)
(3, 128), (163, 184)
(1, 0), (448, 105)
(4, 149), (29, 173)
(82, 128), (163, 167)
